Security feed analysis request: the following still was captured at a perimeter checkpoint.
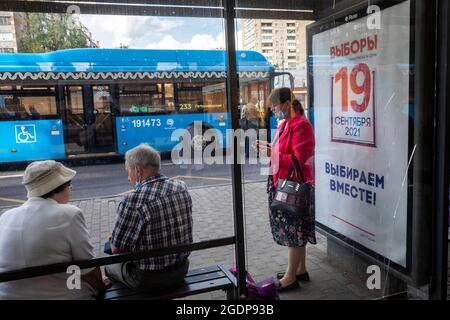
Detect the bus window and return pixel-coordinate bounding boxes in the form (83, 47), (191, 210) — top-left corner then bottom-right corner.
(177, 81), (227, 113)
(164, 83), (175, 111)
(237, 79), (271, 128)
(118, 82), (166, 115)
(65, 86), (84, 120)
(93, 86), (111, 115)
(64, 86), (87, 154)
(0, 94), (15, 120)
(92, 85), (114, 151)
(0, 85), (57, 120)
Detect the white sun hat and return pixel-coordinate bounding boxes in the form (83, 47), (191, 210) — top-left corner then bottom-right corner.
(22, 160), (76, 197)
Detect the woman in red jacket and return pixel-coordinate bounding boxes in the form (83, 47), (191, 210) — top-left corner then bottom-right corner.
(257, 87), (316, 292)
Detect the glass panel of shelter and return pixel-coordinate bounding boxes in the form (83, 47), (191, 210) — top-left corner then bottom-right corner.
(0, 0), (437, 301)
(235, 0), (418, 300)
(0, 2), (238, 295)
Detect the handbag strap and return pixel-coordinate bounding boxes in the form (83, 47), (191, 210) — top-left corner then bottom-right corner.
(289, 155), (306, 183)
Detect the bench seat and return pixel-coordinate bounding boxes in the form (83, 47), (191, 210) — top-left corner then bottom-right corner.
(101, 264), (236, 300)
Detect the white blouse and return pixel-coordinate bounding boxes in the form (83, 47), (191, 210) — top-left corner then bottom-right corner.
(0, 197), (96, 300)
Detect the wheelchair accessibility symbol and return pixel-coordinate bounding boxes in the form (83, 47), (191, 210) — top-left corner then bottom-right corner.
(15, 125), (37, 144)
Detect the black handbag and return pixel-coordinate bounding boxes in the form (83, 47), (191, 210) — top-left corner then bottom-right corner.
(270, 155), (311, 217)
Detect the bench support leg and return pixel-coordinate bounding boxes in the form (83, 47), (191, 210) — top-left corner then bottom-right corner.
(225, 286), (238, 300)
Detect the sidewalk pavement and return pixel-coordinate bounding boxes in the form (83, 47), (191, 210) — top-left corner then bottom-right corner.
(1, 182), (383, 300)
(74, 181), (382, 300)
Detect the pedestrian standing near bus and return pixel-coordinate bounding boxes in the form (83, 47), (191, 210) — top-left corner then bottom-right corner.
(255, 87), (316, 292)
(241, 96), (261, 158)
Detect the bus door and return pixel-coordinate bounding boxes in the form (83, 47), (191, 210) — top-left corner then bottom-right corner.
(63, 85), (114, 155)
(91, 85), (115, 153)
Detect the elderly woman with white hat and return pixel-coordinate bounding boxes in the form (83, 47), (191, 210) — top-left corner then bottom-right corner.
(0, 160), (108, 299)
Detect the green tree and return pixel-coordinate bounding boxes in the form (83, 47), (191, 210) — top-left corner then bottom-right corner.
(18, 13), (92, 53)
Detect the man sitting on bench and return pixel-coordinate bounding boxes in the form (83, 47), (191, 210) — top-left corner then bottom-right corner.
(105, 143), (193, 292)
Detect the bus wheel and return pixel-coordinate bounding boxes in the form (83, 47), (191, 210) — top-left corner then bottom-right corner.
(191, 133), (217, 156)
(191, 134), (207, 152)
(185, 122), (217, 157)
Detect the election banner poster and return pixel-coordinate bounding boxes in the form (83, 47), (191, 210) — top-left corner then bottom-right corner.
(311, 0), (411, 267)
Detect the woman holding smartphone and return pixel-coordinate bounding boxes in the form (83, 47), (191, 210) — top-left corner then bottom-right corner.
(255, 87), (316, 292)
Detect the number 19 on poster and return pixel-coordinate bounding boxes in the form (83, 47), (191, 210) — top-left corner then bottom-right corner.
(331, 63), (376, 147)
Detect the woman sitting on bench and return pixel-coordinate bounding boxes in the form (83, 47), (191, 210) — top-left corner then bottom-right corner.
(0, 160), (109, 299)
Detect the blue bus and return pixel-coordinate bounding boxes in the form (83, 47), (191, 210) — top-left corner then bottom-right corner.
(0, 49), (290, 163)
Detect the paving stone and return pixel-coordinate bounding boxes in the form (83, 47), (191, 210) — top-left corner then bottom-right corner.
(0, 182), (389, 300)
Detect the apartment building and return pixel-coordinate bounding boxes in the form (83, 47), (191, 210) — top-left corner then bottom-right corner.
(0, 11), (19, 53)
(241, 19), (313, 70)
(241, 19), (314, 107)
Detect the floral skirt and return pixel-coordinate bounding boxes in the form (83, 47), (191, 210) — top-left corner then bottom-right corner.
(267, 175), (317, 247)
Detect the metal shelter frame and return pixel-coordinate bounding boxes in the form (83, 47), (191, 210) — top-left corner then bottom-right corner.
(0, 0), (447, 300)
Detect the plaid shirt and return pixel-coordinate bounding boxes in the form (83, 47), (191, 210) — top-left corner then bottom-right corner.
(111, 174), (193, 271)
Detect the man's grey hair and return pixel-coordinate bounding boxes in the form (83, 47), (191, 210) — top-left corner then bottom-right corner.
(125, 143), (161, 172)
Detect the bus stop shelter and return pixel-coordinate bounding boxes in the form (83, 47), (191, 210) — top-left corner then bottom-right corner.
(0, 0), (448, 300)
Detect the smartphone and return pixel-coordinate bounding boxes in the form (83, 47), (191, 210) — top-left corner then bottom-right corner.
(104, 240), (112, 255)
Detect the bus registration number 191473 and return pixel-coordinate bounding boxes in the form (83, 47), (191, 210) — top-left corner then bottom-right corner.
(132, 119), (162, 128)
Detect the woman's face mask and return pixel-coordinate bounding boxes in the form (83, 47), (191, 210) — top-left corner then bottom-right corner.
(276, 110), (287, 120)
(275, 102), (288, 120)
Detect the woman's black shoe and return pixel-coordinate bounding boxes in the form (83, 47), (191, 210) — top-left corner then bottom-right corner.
(274, 279), (300, 292)
(276, 272), (310, 282)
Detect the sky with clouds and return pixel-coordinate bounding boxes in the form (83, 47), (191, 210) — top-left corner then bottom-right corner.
(79, 15), (242, 50)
